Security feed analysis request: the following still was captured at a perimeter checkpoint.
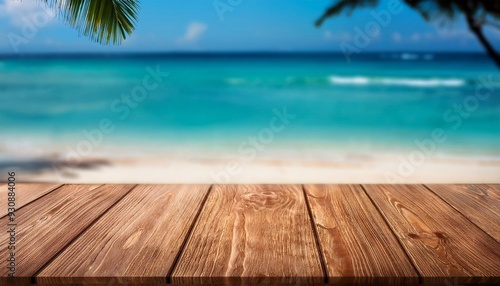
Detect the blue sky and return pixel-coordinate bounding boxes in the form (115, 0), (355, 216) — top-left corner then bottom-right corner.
(1, 0), (499, 54)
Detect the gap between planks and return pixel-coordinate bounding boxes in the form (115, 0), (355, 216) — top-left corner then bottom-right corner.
(33, 184), (139, 279)
(166, 185), (214, 284)
(301, 185), (329, 284)
(0, 184), (135, 285)
(37, 185), (211, 285)
(360, 184), (423, 285)
(363, 184), (500, 285)
(0, 184), (64, 218)
(424, 184), (500, 243)
(170, 184), (324, 284)
(305, 184), (420, 285)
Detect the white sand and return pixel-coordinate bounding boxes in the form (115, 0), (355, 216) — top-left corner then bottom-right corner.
(20, 152), (500, 184)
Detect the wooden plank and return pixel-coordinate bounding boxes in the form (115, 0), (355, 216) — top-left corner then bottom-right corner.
(489, 184), (500, 189)
(171, 185), (324, 284)
(0, 184), (62, 218)
(37, 185), (210, 285)
(364, 184), (500, 285)
(426, 184), (500, 242)
(304, 185), (419, 285)
(0, 184), (133, 284)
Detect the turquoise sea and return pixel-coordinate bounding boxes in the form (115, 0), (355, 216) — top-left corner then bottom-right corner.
(1, 53), (499, 166)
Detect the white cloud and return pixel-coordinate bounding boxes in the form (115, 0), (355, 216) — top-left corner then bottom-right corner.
(436, 28), (474, 40)
(178, 22), (207, 43)
(435, 28), (475, 47)
(323, 30), (352, 42)
(389, 29), (476, 45)
(423, 32), (434, 40)
(392, 32), (402, 42)
(485, 26), (500, 38)
(410, 33), (421, 42)
(0, 0), (56, 28)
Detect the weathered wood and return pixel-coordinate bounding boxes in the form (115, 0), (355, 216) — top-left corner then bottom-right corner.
(304, 185), (419, 285)
(37, 185), (210, 285)
(426, 184), (500, 242)
(364, 184), (500, 285)
(0, 184), (62, 218)
(171, 185), (324, 284)
(0, 184), (133, 284)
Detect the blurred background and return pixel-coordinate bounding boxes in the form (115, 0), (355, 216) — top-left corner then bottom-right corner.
(1, 0), (499, 183)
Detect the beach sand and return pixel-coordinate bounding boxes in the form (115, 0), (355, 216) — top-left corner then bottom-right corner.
(10, 150), (500, 184)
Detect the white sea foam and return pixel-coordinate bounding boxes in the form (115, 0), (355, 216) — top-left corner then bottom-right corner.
(379, 78), (465, 87)
(328, 76), (466, 87)
(225, 75), (466, 88)
(329, 76), (370, 85)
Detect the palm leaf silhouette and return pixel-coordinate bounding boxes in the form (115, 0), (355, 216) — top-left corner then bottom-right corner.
(44, 0), (139, 45)
(317, 0), (500, 68)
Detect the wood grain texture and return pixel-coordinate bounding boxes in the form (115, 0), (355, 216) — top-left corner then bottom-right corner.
(305, 185), (418, 285)
(364, 184), (500, 285)
(37, 185), (210, 285)
(171, 185), (324, 285)
(488, 184), (500, 191)
(0, 184), (62, 218)
(426, 184), (500, 242)
(0, 184), (133, 284)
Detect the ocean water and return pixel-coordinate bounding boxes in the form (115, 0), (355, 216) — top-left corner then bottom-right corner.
(1, 53), (500, 161)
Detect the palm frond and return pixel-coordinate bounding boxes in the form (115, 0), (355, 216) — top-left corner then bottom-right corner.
(404, 0), (500, 27)
(478, 0), (500, 21)
(315, 0), (500, 67)
(44, 0), (140, 45)
(315, 0), (380, 27)
(317, 0), (500, 26)
(405, 0), (459, 23)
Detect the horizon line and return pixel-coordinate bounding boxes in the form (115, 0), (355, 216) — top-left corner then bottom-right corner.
(0, 50), (489, 58)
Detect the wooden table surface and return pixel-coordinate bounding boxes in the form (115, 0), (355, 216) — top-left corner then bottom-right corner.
(1, 184), (498, 285)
